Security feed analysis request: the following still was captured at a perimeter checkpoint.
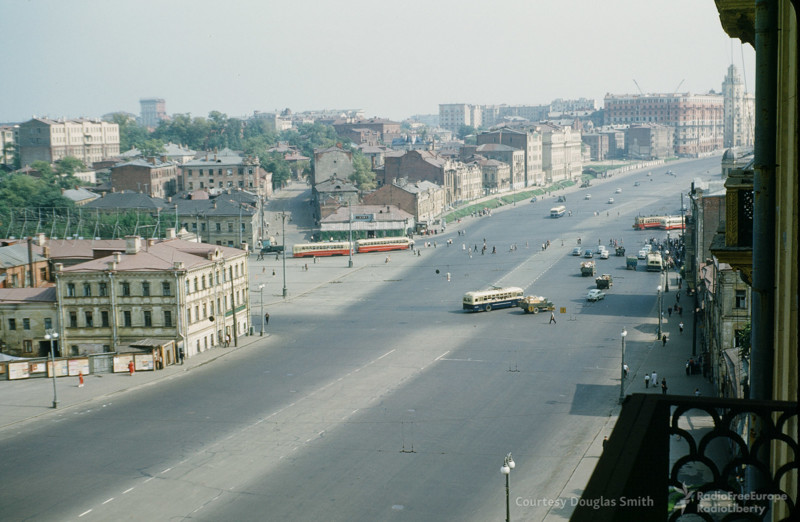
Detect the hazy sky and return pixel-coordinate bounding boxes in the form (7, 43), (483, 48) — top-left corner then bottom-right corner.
(1, 0), (756, 123)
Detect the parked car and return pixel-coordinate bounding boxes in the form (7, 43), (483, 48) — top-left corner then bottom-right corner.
(615, 188), (622, 193)
(584, 250), (594, 258)
(599, 250), (610, 259)
(586, 289), (606, 302)
(607, 198), (615, 204)
(572, 247), (582, 256)
(634, 181), (640, 186)
(584, 194), (592, 200)
(530, 196), (538, 203)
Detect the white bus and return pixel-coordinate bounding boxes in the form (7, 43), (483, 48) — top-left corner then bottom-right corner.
(550, 205), (566, 218)
(659, 216), (685, 230)
(463, 287), (524, 312)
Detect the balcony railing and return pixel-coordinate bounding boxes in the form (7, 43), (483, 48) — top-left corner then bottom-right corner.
(573, 394), (797, 521)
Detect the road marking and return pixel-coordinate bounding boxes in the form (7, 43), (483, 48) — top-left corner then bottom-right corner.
(440, 358), (486, 363)
(79, 509), (92, 517)
(123, 487), (134, 494)
(435, 351), (450, 361)
(102, 498), (114, 505)
(144, 477), (154, 483)
(161, 467), (172, 474)
(376, 349), (395, 361)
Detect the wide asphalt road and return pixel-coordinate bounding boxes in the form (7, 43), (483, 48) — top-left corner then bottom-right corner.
(0, 157), (720, 521)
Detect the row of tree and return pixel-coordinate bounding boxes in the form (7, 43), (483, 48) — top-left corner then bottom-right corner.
(0, 157), (87, 217)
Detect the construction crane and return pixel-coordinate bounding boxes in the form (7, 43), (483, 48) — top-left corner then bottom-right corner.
(633, 79), (645, 96)
(672, 79), (685, 95)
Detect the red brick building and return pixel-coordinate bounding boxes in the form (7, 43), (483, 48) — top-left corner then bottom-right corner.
(111, 158), (178, 199)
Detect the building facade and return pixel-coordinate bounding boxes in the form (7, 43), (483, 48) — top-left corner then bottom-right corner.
(539, 123), (583, 183)
(312, 146), (354, 187)
(111, 158), (179, 199)
(139, 98), (167, 129)
(17, 118), (120, 167)
(361, 180), (445, 230)
(438, 104), (483, 134)
(54, 237), (249, 359)
(625, 124), (674, 160)
(180, 150), (272, 198)
(0, 288), (59, 357)
(476, 128), (544, 187)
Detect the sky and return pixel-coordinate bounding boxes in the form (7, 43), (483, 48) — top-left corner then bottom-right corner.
(1, 0), (756, 123)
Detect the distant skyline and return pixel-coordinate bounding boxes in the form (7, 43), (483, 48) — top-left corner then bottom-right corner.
(1, 0), (755, 124)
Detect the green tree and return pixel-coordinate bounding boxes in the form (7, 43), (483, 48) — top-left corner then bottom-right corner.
(349, 152), (376, 191)
(112, 113), (150, 152)
(139, 139), (166, 158)
(55, 156), (86, 177)
(737, 323), (751, 359)
(457, 125), (477, 141)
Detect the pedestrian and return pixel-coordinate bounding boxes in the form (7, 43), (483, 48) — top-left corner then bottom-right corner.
(549, 311), (557, 324)
(678, 305), (683, 316)
(679, 322), (684, 334)
(694, 388), (701, 397)
(644, 374), (650, 388)
(602, 436), (609, 450)
(128, 360), (135, 376)
(651, 371), (657, 387)
(225, 334), (231, 347)
(78, 371), (84, 388)
(264, 312), (270, 326)
(623, 364), (629, 378)
(662, 334), (667, 347)
(179, 347), (185, 365)
(661, 378), (668, 395)
(668, 306), (672, 317)
(686, 360), (691, 376)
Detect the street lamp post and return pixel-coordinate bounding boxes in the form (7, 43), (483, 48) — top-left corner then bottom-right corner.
(501, 452), (515, 522)
(348, 202), (353, 268)
(281, 212), (287, 298)
(44, 332), (59, 408)
(657, 285), (663, 339)
(258, 284), (265, 336)
(619, 329), (627, 404)
(664, 242), (670, 292)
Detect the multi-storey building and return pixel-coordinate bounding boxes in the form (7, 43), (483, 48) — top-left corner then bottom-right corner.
(721, 64), (755, 149)
(476, 128), (544, 187)
(139, 98), (167, 129)
(625, 124), (674, 159)
(361, 180), (445, 230)
(0, 288), (59, 357)
(538, 123), (583, 183)
(469, 144), (524, 189)
(111, 158), (179, 199)
(1, 125), (16, 168)
(17, 118), (120, 167)
(180, 149), (272, 198)
(0, 241), (50, 288)
(312, 146), (354, 187)
(438, 104), (483, 134)
(332, 118), (402, 145)
(581, 133), (610, 161)
(382, 150), (481, 205)
(54, 235), (250, 359)
(603, 93), (724, 157)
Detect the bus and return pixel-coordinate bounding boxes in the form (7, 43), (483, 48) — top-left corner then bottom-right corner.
(550, 205), (567, 218)
(292, 241), (352, 258)
(659, 216), (685, 230)
(463, 287), (524, 312)
(646, 253), (663, 272)
(356, 237), (414, 253)
(633, 215), (666, 230)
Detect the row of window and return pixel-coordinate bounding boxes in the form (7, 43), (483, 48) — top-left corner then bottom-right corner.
(66, 309), (172, 328)
(7, 317), (53, 330)
(182, 221), (245, 233)
(67, 281), (171, 297)
(186, 167), (254, 176)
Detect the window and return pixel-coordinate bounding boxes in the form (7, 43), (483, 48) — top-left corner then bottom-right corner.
(162, 281), (171, 296)
(734, 328), (744, 348)
(23, 318), (31, 330)
(185, 280), (190, 294)
(202, 275), (206, 289)
(164, 310), (172, 327)
(67, 283), (76, 297)
(142, 282), (150, 297)
(121, 282), (131, 296)
(144, 310), (152, 327)
(101, 310), (109, 327)
(85, 311), (93, 327)
(216, 223), (222, 232)
(99, 282), (108, 296)
(69, 312), (78, 328)
(23, 340), (33, 353)
(8, 318), (16, 330)
(187, 307), (192, 323)
(735, 290), (747, 309)
(83, 283), (92, 297)
(210, 302), (215, 316)
(44, 317), (53, 330)
(123, 310), (132, 327)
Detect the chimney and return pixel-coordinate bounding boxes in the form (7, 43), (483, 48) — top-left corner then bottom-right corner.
(149, 156), (157, 165)
(54, 263), (63, 273)
(173, 261), (184, 270)
(147, 238), (156, 247)
(167, 196), (172, 203)
(36, 232), (47, 246)
(166, 228), (177, 239)
(212, 200), (217, 209)
(125, 236), (141, 254)
(113, 252), (122, 263)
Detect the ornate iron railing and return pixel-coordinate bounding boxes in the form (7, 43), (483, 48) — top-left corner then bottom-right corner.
(573, 394), (798, 521)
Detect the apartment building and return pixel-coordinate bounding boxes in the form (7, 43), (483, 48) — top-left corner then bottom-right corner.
(476, 128), (544, 187)
(312, 146), (354, 186)
(17, 118), (120, 167)
(438, 104), (483, 134)
(361, 179), (445, 230)
(1, 125), (16, 167)
(53, 236), (250, 359)
(625, 124), (674, 160)
(0, 288), (59, 357)
(604, 92), (724, 157)
(721, 64), (755, 149)
(180, 149), (272, 198)
(382, 150), (482, 205)
(111, 158), (179, 199)
(139, 98), (167, 129)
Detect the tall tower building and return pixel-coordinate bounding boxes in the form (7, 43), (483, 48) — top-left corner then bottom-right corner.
(139, 98), (167, 129)
(721, 65), (755, 148)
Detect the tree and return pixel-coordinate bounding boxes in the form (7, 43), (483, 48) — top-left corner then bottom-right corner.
(457, 125), (477, 141)
(737, 323), (751, 359)
(349, 152), (376, 191)
(139, 139), (166, 158)
(112, 113), (150, 152)
(55, 156), (86, 177)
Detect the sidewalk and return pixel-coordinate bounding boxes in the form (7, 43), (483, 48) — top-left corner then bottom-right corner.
(0, 333), (265, 431)
(546, 269), (716, 521)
